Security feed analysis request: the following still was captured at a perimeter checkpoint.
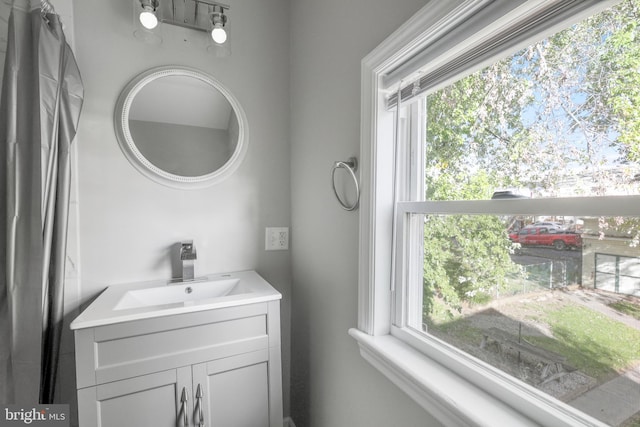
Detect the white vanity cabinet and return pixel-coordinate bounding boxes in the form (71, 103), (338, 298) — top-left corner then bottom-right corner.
(73, 299), (282, 427)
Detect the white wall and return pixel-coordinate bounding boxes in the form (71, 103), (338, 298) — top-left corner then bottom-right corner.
(289, 0), (445, 425)
(69, 0), (292, 420)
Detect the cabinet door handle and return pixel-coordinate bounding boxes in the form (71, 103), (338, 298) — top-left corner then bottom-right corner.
(196, 384), (205, 427)
(181, 387), (189, 427)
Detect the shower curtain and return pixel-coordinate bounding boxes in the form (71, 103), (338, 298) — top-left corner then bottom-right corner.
(0, 0), (83, 404)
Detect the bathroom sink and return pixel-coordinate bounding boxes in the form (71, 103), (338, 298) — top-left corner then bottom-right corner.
(70, 270), (281, 329)
(114, 278), (247, 310)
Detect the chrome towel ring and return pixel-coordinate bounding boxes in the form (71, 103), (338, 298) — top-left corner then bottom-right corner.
(331, 157), (360, 211)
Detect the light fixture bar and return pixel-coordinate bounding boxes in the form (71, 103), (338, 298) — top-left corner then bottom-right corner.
(192, 0), (230, 11)
(155, 0), (230, 34)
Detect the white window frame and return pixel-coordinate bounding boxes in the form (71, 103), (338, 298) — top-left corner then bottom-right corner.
(349, 1), (631, 426)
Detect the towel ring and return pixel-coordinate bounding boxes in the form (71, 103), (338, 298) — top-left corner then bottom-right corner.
(332, 157), (360, 211)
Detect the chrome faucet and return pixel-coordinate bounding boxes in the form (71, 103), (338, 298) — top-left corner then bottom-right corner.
(180, 241), (197, 281)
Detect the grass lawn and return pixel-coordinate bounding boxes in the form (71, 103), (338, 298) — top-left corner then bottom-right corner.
(527, 304), (640, 381)
(609, 300), (640, 320)
(622, 415), (640, 427)
(429, 296), (640, 383)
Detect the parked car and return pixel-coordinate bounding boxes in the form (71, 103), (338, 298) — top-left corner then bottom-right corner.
(509, 226), (581, 250)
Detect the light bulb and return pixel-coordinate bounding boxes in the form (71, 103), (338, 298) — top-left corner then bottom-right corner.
(211, 26), (227, 44)
(139, 8), (158, 30)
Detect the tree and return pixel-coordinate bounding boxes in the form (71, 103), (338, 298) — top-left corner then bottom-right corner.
(599, 2), (640, 162)
(423, 0), (640, 321)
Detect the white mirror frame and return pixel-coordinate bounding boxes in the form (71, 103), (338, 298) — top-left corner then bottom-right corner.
(114, 66), (249, 189)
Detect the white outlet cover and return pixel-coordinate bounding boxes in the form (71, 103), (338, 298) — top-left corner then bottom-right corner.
(266, 227), (289, 250)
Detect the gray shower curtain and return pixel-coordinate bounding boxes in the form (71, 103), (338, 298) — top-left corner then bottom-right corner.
(0, 0), (83, 404)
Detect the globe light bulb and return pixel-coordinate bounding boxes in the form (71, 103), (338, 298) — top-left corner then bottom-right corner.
(211, 26), (227, 44)
(139, 9), (158, 30)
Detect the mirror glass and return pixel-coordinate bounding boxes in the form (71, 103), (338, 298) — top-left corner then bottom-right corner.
(115, 67), (247, 188)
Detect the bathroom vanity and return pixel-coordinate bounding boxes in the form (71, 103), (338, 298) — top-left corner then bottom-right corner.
(71, 271), (283, 427)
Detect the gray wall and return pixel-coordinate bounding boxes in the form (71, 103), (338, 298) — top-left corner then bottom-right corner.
(70, 0), (291, 419)
(289, 0), (445, 426)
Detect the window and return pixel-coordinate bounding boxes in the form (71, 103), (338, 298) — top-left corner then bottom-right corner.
(351, 1), (640, 426)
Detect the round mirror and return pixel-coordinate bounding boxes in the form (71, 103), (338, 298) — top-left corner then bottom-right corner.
(114, 66), (248, 189)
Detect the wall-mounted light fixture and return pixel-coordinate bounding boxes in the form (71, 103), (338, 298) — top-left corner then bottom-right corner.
(134, 0), (231, 55)
(138, 0), (159, 29)
(209, 6), (228, 44)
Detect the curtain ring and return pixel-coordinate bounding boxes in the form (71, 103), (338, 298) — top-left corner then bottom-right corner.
(332, 157), (359, 211)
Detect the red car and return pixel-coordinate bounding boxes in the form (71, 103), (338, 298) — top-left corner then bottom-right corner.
(509, 226), (581, 250)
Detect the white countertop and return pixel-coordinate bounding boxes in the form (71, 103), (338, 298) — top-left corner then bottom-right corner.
(70, 270), (282, 330)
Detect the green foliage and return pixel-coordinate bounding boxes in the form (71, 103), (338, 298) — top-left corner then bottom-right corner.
(425, 0), (640, 196)
(423, 214), (519, 320)
(593, 0), (640, 162)
(422, 0), (640, 321)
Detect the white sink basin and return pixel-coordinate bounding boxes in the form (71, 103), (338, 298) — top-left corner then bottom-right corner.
(71, 271), (281, 329)
(114, 278), (248, 310)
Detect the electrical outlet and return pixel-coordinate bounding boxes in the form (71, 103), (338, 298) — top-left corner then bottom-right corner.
(266, 227), (289, 250)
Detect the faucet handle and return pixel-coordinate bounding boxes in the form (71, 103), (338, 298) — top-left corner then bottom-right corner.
(180, 241), (197, 260)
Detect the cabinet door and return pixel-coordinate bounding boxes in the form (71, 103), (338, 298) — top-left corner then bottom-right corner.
(192, 350), (270, 427)
(77, 367), (192, 427)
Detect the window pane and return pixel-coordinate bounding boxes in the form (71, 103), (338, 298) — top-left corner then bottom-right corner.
(417, 213), (640, 424)
(424, 0), (640, 201)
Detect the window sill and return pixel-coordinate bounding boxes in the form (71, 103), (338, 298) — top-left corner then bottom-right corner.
(350, 328), (609, 427)
(348, 328), (539, 427)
